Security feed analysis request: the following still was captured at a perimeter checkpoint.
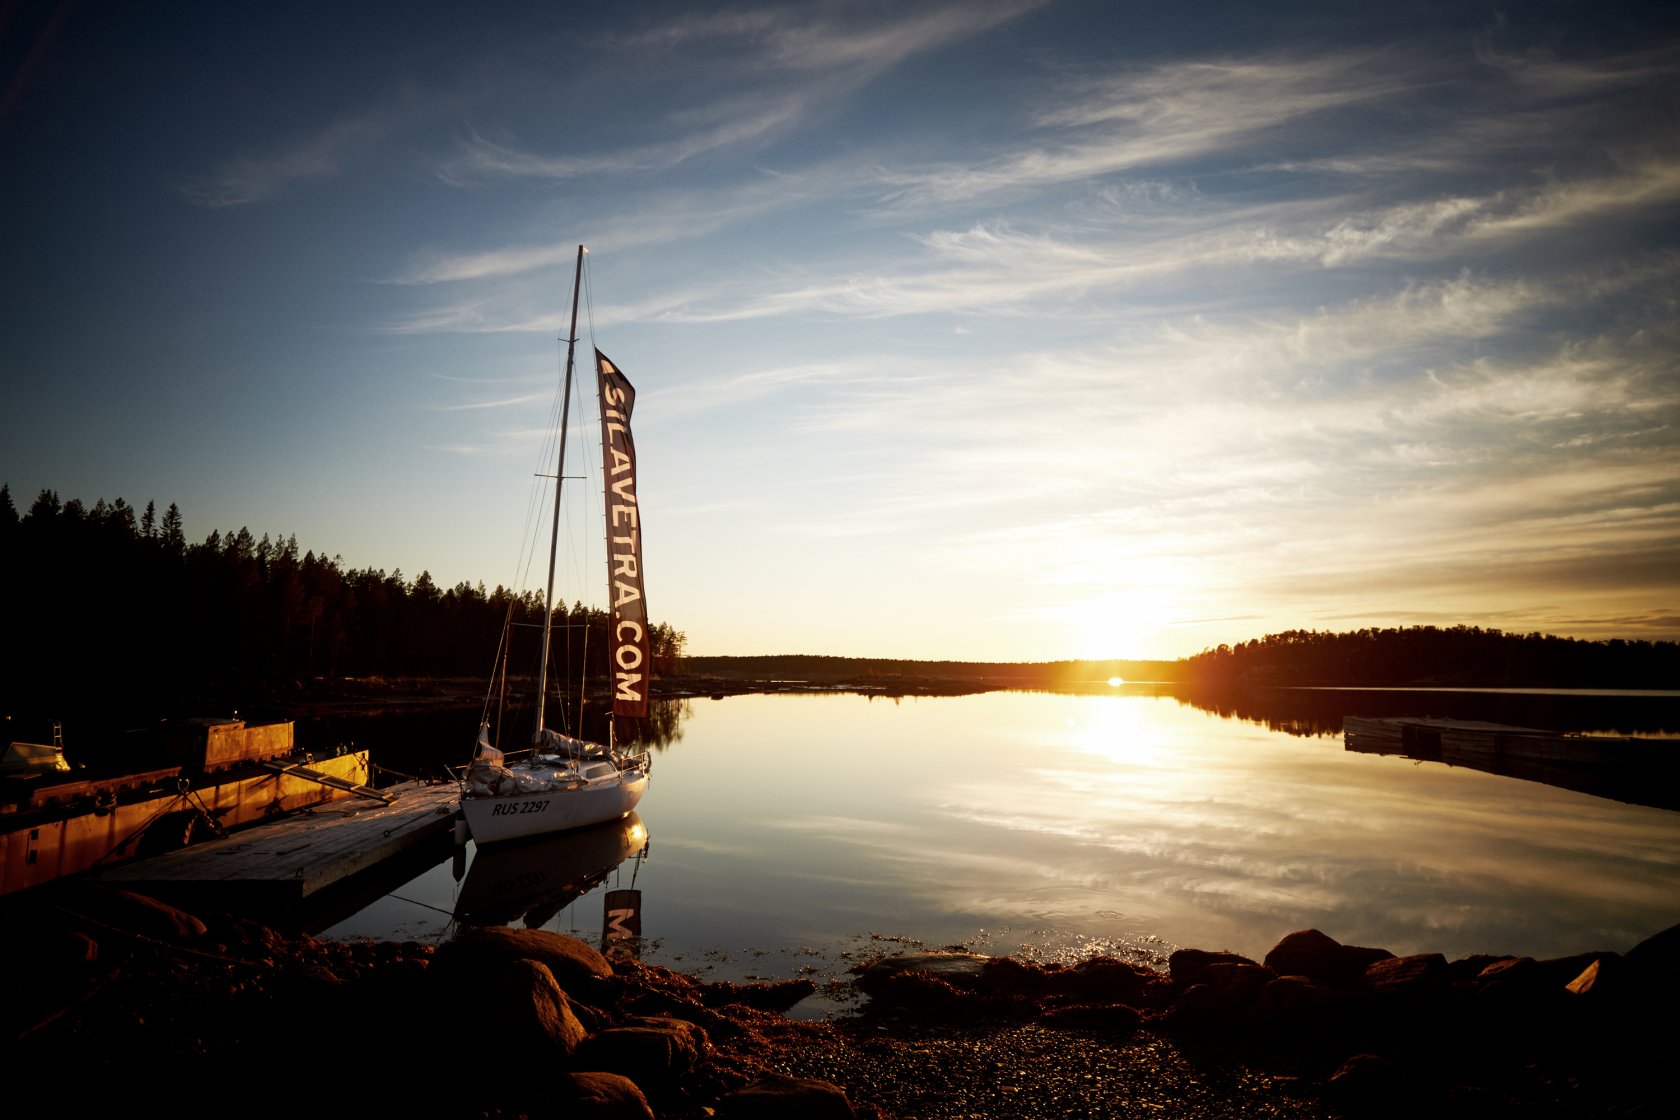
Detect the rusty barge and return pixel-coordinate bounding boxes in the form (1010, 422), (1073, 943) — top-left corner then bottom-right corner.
(1, 716), (388, 897)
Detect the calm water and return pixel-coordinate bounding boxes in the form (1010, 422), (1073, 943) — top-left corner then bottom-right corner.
(318, 689), (1680, 1006)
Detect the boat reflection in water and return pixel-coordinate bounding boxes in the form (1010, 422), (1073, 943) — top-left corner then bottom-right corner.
(453, 812), (649, 952)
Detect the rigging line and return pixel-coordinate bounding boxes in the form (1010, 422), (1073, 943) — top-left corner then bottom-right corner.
(510, 338), (570, 604)
(504, 257), (586, 739)
(518, 344), (571, 599)
(555, 248), (603, 737)
(384, 892), (458, 919)
(592, 323), (617, 751)
(557, 293), (595, 737)
(492, 386), (566, 726)
(578, 254), (608, 731)
(535, 244), (587, 739)
(486, 455), (552, 723)
(89, 789), (193, 866)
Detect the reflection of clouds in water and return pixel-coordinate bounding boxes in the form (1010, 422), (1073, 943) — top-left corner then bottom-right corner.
(906, 693), (1680, 959)
(650, 836), (757, 858)
(583, 692), (1680, 971)
(763, 814), (920, 837)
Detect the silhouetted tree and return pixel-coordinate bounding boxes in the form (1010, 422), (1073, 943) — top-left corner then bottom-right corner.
(28, 488), (59, 519)
(160, 503), (185, 553)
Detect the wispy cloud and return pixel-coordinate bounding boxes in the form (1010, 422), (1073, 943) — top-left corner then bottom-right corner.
(181, 101), (409, 207)
(386, 33), (1676, 314)
(434, 1), (1046, 192)
(424, 391), (548, 413)
(616, 152), (1680, 325)
(615, 0), (1048, 74)
(1462, 159), (1680, 241)
(434, 99), (807, 187)
(389, 166), (848, 284)
(866, 50), (1435, 213)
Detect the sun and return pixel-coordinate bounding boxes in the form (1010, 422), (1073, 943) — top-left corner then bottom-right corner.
(1062, 585), (1178, 660)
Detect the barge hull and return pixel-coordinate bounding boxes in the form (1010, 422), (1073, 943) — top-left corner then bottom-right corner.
(2, 749), (373, 897)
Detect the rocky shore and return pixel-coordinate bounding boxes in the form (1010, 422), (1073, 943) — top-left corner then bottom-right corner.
(4, 882), (1674, 1118)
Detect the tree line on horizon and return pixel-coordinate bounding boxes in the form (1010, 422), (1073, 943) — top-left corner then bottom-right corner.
(679, 633), (1676, 692)
(1178, 625), (1678, 689)
(0, 486), (686, 725)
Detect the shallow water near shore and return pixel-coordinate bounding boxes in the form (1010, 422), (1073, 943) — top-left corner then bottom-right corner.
(317, 688), (1680, 1016)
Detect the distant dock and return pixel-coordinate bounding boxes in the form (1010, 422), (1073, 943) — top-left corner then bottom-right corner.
(94, 780), (461, 909)
(1344, 716), (1680, 811)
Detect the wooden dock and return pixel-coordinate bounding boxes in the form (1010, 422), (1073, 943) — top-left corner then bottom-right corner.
(1344, 717), (1680, 811)
(94, 780), (462, 907)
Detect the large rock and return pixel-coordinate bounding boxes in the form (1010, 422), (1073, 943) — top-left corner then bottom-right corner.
(1617, 922), (1680, 1000)
(853, 950), (994, 1016)
(1247, 974), (1341, 1028)
(853, 950), (990, 993)
(1161, 982), (1230, 1029)
(433, 925), (613, 996)
(1066, 957), (1155, 1002)
(559, 1071), (656, 1119)
(1263, 929), (1391, 986)
(1364, 953), (1449, 1008)
(1474, 956), (1536, 986)
(1168, 948), (1257, 987)
(1536, 951), (1617, 989)
(1625, 920), (1680, 974)
(1562, 955), (1639, 1013)
(477, 957), (588, 1061)
(1203, 961), (1274, 1006)
(1264, 929), (1342, 978)
(1472, 956), (1566, 1017)
(981, 955), (1055, 996)
(65, 886), (208, 940)
(717, 1074), (856, 1119)
(577, 1016), (709, 1090)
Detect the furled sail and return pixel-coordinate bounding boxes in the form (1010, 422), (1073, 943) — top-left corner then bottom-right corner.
(596, 349), (650, 718)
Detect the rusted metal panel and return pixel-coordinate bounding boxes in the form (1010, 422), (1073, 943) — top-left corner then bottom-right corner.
(197, 720), (297, 771)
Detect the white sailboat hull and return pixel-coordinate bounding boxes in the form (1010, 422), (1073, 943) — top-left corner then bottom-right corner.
(460, 769), (648, 846)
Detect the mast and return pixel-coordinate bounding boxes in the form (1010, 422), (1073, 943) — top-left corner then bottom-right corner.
(535, 244), (586, 736)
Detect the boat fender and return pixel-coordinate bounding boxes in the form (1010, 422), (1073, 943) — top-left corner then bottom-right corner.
(454, 817), (469, 846)
(93, 788), (117, 815)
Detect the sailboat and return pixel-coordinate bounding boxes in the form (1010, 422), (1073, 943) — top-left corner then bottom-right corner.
(457, 245), (652, 846)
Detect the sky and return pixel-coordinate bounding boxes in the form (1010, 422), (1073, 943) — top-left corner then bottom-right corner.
(2, 0), (1677, 662)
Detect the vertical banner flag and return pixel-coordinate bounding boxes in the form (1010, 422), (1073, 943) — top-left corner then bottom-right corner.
(596, 350), (650, 718)
(601, 888), (643, 960)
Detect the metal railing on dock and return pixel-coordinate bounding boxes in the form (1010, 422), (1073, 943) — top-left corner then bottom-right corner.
(260, 759), (395, 803)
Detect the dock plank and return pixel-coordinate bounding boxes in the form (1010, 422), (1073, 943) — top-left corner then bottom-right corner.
(1343, 716), (1680, 810)
(95, 781), (461, 902)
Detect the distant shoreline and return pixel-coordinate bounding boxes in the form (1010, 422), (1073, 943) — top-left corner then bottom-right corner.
(9, 665), (1676, 743)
